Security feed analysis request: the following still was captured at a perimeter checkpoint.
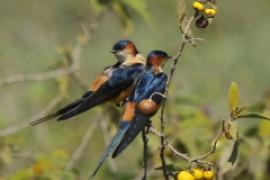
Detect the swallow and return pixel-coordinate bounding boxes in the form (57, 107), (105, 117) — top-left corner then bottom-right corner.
(90, 50), (171, 179)
(30, 40), (145, 126)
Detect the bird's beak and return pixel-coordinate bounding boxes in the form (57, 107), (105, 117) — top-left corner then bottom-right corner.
(110, 50), (117, 54)
(167, 55), (173, 60)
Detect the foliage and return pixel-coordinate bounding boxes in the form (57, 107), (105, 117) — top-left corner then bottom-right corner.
(9, 149), (76, 180)
(0, 0), (270, 180)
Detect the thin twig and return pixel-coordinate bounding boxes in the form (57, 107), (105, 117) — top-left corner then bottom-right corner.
(159, 128), (169, 180)
(159, 15), (195, 180)
(0, 14), (101, 88)
(142, 127), (148, 180)
(149, 127), (190, 161)
(167, 144), (190, 161)
(99, 118), (117, 173)
(65, 118), (99, 171)
(191, 121), (225, 162)
(0, 66), (79, 87)
(149, 127), (214, 166)
(135, 166), (156, 180)
(70, 73), (89, 90)
(0, 94), (63, 137)
(0, 15), (103, 136)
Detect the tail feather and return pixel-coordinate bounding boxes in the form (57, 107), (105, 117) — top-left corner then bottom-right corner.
(58, 89), (121, 121)
(89, 121), (130, 179)
(30, 91), (93, 126)
(30, 99), (83, 126)
(56, 91), (93, 121)
(30, 113), (59, 126)
(112, 114), (150, 158)
(57, 99), (84, 114)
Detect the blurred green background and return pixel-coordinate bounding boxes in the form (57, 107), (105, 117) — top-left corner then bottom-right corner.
(0, 0), (270, 179)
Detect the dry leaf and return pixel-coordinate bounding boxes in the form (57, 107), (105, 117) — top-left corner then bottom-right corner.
(177, 0), (196, 46)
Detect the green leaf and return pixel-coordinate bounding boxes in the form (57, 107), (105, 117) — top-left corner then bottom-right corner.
(237, 112), (270, 121)
(228, 81), (240, 113)
(259, 120), (270, 138)
(228, 140), (240, 165)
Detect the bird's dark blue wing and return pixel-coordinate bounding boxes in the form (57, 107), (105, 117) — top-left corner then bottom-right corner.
(112, 71), (168, 158)
(89, 121), (131, 179)
(131, 71), (168, 104)
(58, 63), (144, 120)
(112, 114), (151, 158)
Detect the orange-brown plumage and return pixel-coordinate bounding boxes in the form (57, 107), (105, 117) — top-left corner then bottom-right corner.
(126, 41), (138, 56)
(146, 55), (167, 73)
(90, 73), (109, 91)
(122, 102), (136, 122)
(112, 85), (134, 104)
(137, 99), (159, 116)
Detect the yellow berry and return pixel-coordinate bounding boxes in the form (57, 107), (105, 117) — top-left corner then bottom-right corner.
(192, 168), (204, 179)
(177, 171), (195, 180)
(204, 8), (217, 17)
(192, 1), (205, 11)
(204, 171), (215, 180)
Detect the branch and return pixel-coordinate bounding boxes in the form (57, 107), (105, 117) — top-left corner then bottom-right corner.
(0, 15), (104, 136)
(60, 20), (101, 91)
(142, 127), (148, 180)
(149, 127), (190, 161)
(0, 94), (63, 137)
(190, 121), (225, 162)
(65, 117), (99, 171)
(0, 15), (101, 88)
(70, 73), (89, 90)
(99, 118), (118, 173)
(0, 66), (79, 87)
(135, 165), (155, 180)
(149, 127), (214, 166)
(159, 15), (195, 180)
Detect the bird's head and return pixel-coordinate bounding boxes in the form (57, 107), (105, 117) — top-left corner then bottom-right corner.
(111, 40), (139, 62)
(146, 50), (171, 68)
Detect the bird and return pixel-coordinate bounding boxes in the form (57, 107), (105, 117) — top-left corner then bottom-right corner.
(89, 50), (171, 179)
(30, 40), (145, 126)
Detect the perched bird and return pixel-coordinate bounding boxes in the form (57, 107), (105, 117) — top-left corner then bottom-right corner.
(30, 40), (145, 126)
(90, 50), (171, 179)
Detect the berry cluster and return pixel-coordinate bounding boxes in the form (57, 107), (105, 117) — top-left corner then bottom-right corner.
(192, 0), (217, 28)
(176, 168), (215, 180)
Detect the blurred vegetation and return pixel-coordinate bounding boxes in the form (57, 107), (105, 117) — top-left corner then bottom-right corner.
(0, 0), (270, 179)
